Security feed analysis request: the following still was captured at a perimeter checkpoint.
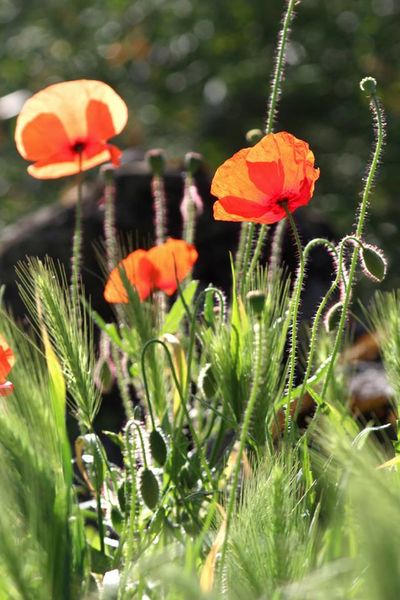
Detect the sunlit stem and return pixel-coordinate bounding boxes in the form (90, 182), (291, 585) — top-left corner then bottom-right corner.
(103, 168), (118, 272)
(321, 92), (385, 399)
(70, 152), (83, 299)
(268, 219), (287, 283)
(220, 311), (264, 574)
(182, 173), (196, 246)
(152, 175), (167, 246)
(244, 0), (298, 281)
(294, 239), (342, 423)
(282, 203), (304, 436)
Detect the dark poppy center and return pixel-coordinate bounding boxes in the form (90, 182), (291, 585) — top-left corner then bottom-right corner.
(72, 141), (87, 154)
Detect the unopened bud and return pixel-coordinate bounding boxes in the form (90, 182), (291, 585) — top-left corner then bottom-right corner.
(247, 290), (266, 315)
(246, 129), (263, 145)
(184, 152), (203, 175)
(360, 244), (387, 283)
(360, 77), (377, 96)
(146, 149), (166, 176)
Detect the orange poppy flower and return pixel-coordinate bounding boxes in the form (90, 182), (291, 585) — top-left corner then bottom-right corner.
(15, 80), (128, 179)
(104, 238), (198, 303)
(0, 335), (15, 397)
(212, 131), (320, 224)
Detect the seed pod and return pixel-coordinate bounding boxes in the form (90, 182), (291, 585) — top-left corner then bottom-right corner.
(140, 468), (159, 510)
(245, 128), (263, 145)
(360, 244), (387, 283)
(149, 428), (168, 467)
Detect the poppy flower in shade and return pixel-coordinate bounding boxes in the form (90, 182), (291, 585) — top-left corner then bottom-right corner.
(15, 80), (128, 179)
(104, 238), (198, 303)
(0, 335), (15, 397)
(212, 131), (320, 224)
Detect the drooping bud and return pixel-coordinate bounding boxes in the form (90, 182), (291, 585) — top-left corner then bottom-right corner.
(247, 290), (266, 316)
(246, 128), (264, 145)
(149, 428), (168, 467)
(184, 151), (203, 175)
(324, 302), (343, 333)
(360, 244), (387, 283)
(198, 363), (218, 398)
(146, 148), (166, 176)
(139, 467), (160, 510)
(360, 77), (377, 96)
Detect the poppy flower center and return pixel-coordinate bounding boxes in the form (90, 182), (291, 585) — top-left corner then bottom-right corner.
(72, 141), (87, 154)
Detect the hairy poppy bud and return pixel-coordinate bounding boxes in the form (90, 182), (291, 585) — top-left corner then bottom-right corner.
(360, 244), (387, 282)
(184, 152), (203, 175)
(146, 148), (166, 176)
(360, 77), (377, 95)
(140, 468), (160, 510)
(247, 290), (266, 316)
(149, 428), (168, 467)
(245, 128), (263, 145)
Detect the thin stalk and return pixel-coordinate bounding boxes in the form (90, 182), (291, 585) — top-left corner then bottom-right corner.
(283, 204), (304, 436)
(235, 0), (297, 283)
(152, 175), (167, 246)
(321, 92), (385, 399)
(70, 152), (83, 299)
(182, 173), (196, 246)
(268, 219), (287, 283)
(111, 345), (134, 420)
(219, 314), (264, 574)
(103, 167), (118, 272)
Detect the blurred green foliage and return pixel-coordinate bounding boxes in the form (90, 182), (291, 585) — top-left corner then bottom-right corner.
(0, 0), (399, 285)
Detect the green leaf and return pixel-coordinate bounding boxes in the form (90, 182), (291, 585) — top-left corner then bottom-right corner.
(161, 280), (198, 334)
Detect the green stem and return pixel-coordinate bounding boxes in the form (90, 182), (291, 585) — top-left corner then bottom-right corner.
(112, 345), (134, 421)
(283, 205), (304, 436)
(235, 0), (297, 282)
(295, 240), (342, 421)
(70, 152), (83, 299)
(321, 93), (385, 399)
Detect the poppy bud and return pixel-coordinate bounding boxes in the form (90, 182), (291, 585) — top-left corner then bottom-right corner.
(146, 149), (166, 176)
(100, 163), (116, 183)
(360, 77), (377, 96)
(245, 128), (263, 145)
(360, 244), (387, 283)
(247, 290), (266, 316)
(184, 152), (203, 175)
(139, 468), (160, 510)
(149, 428), (168, 467)
(324, 302), (343, 333)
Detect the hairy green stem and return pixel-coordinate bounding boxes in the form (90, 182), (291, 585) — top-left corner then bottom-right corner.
(236, 0), (297, 285)
(321, 92), (385, 399)
(70, 153), (83, 299)
(283, 205), (304, 436)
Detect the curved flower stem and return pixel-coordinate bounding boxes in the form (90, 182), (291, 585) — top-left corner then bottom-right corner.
(70, 152), (83, 299)
(236, 0), (297, 285)
(283, 204), (304, 436)
(294, 239), (342, 422)
(321, 92), (385, 400)
(220, 313), (264, 575)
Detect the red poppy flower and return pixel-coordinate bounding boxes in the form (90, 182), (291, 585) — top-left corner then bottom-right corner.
(0, 335), (15, 397)
(104, 238), (198, 303)
(212, 131), (320, 224)
(15, 80), (128, 179)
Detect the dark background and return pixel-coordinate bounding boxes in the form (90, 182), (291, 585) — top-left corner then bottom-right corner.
(0, 0), (399, 290)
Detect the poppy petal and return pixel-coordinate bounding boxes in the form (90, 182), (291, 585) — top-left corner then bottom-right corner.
(147, 239), (198, 295)
(0, 335), (14, 382)
(17, 113), (71, 161)
(27, 146), (121, 179)
(104, 250), (155, 303)
(211, 148), (265, 205)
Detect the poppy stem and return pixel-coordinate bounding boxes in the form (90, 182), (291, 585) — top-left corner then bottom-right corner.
(70, 152), (83, 299)
(243, 0), (297, 277)
(282, 203), (304, 438)
(321, 90), (385, 400)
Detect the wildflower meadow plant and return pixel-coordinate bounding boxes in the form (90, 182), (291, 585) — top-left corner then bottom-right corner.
(1, 1), (400, 599)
